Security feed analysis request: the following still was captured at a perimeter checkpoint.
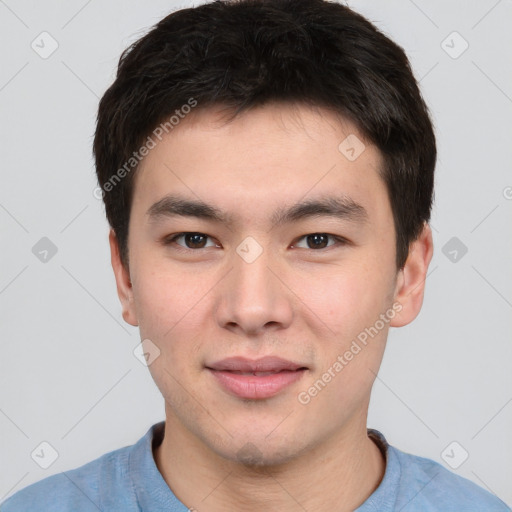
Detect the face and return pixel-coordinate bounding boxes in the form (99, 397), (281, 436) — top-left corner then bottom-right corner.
(110, 103), (432, 466)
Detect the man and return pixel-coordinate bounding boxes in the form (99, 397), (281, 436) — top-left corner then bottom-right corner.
(2, 0), (509, 510)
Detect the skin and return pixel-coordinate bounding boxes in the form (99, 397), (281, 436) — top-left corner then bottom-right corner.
(109, 102), (433, 511)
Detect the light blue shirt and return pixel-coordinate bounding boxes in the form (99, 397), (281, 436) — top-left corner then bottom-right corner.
(1, 422), (509, 511)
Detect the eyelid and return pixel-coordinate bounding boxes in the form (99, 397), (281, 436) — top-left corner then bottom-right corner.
(163, 232), (349, 251)
(291, 233), (349, 250)
(164, 232), (220, 249)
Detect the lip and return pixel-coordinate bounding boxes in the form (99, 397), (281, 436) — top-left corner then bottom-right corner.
(206, 356), (308, 400)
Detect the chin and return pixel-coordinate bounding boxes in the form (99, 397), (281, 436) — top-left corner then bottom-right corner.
(211, 433), (305, 469)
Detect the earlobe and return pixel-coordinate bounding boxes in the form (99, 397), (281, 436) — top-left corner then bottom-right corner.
(108, 229), (139, 327)
(390, 223), (433, 328)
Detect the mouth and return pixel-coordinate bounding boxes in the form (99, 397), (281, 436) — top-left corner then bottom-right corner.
(206, 356), (308, 400)
(221, 370), (297, 376)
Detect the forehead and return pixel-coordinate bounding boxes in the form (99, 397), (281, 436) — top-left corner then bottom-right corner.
(130, 102), (389, 227)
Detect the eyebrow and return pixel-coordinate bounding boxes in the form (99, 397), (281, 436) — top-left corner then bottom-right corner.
(146, 193), (368, 227)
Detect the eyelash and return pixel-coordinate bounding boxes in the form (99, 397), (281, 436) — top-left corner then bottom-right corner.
(163, 232), (349, 252)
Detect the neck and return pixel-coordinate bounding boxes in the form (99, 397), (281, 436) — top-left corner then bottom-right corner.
(153, 413), (385, 512)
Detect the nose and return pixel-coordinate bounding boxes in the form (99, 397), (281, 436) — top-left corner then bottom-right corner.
(215, 241), (294, 337)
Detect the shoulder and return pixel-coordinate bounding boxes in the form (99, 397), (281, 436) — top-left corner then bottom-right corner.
(391, 445), (510, 511)
(0, 441), (137, 511)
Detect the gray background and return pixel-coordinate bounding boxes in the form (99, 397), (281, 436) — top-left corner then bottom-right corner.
(1, 0), (511, 506)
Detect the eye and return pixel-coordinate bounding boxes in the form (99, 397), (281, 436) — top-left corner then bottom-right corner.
(292, 233), (347, 250)
(164, 232), (219, 250)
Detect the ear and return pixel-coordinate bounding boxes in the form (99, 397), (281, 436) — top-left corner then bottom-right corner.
(390, 223), (433, 327)
(109, 229), (138, 327)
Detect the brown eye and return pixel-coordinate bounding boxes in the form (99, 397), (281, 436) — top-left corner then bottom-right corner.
(306, 234), (329, 249)
(166, 232), (217, 249)
(293, 233), (341, 250)
(183, 233), (208, 248)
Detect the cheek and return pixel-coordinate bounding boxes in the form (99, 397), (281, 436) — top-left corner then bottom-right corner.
(130, 257), (212, 342)
(296, 262), (392, 339)
(132, 266), (209, 389)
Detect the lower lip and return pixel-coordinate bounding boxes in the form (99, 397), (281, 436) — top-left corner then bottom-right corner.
(207, 369), (306, 399)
